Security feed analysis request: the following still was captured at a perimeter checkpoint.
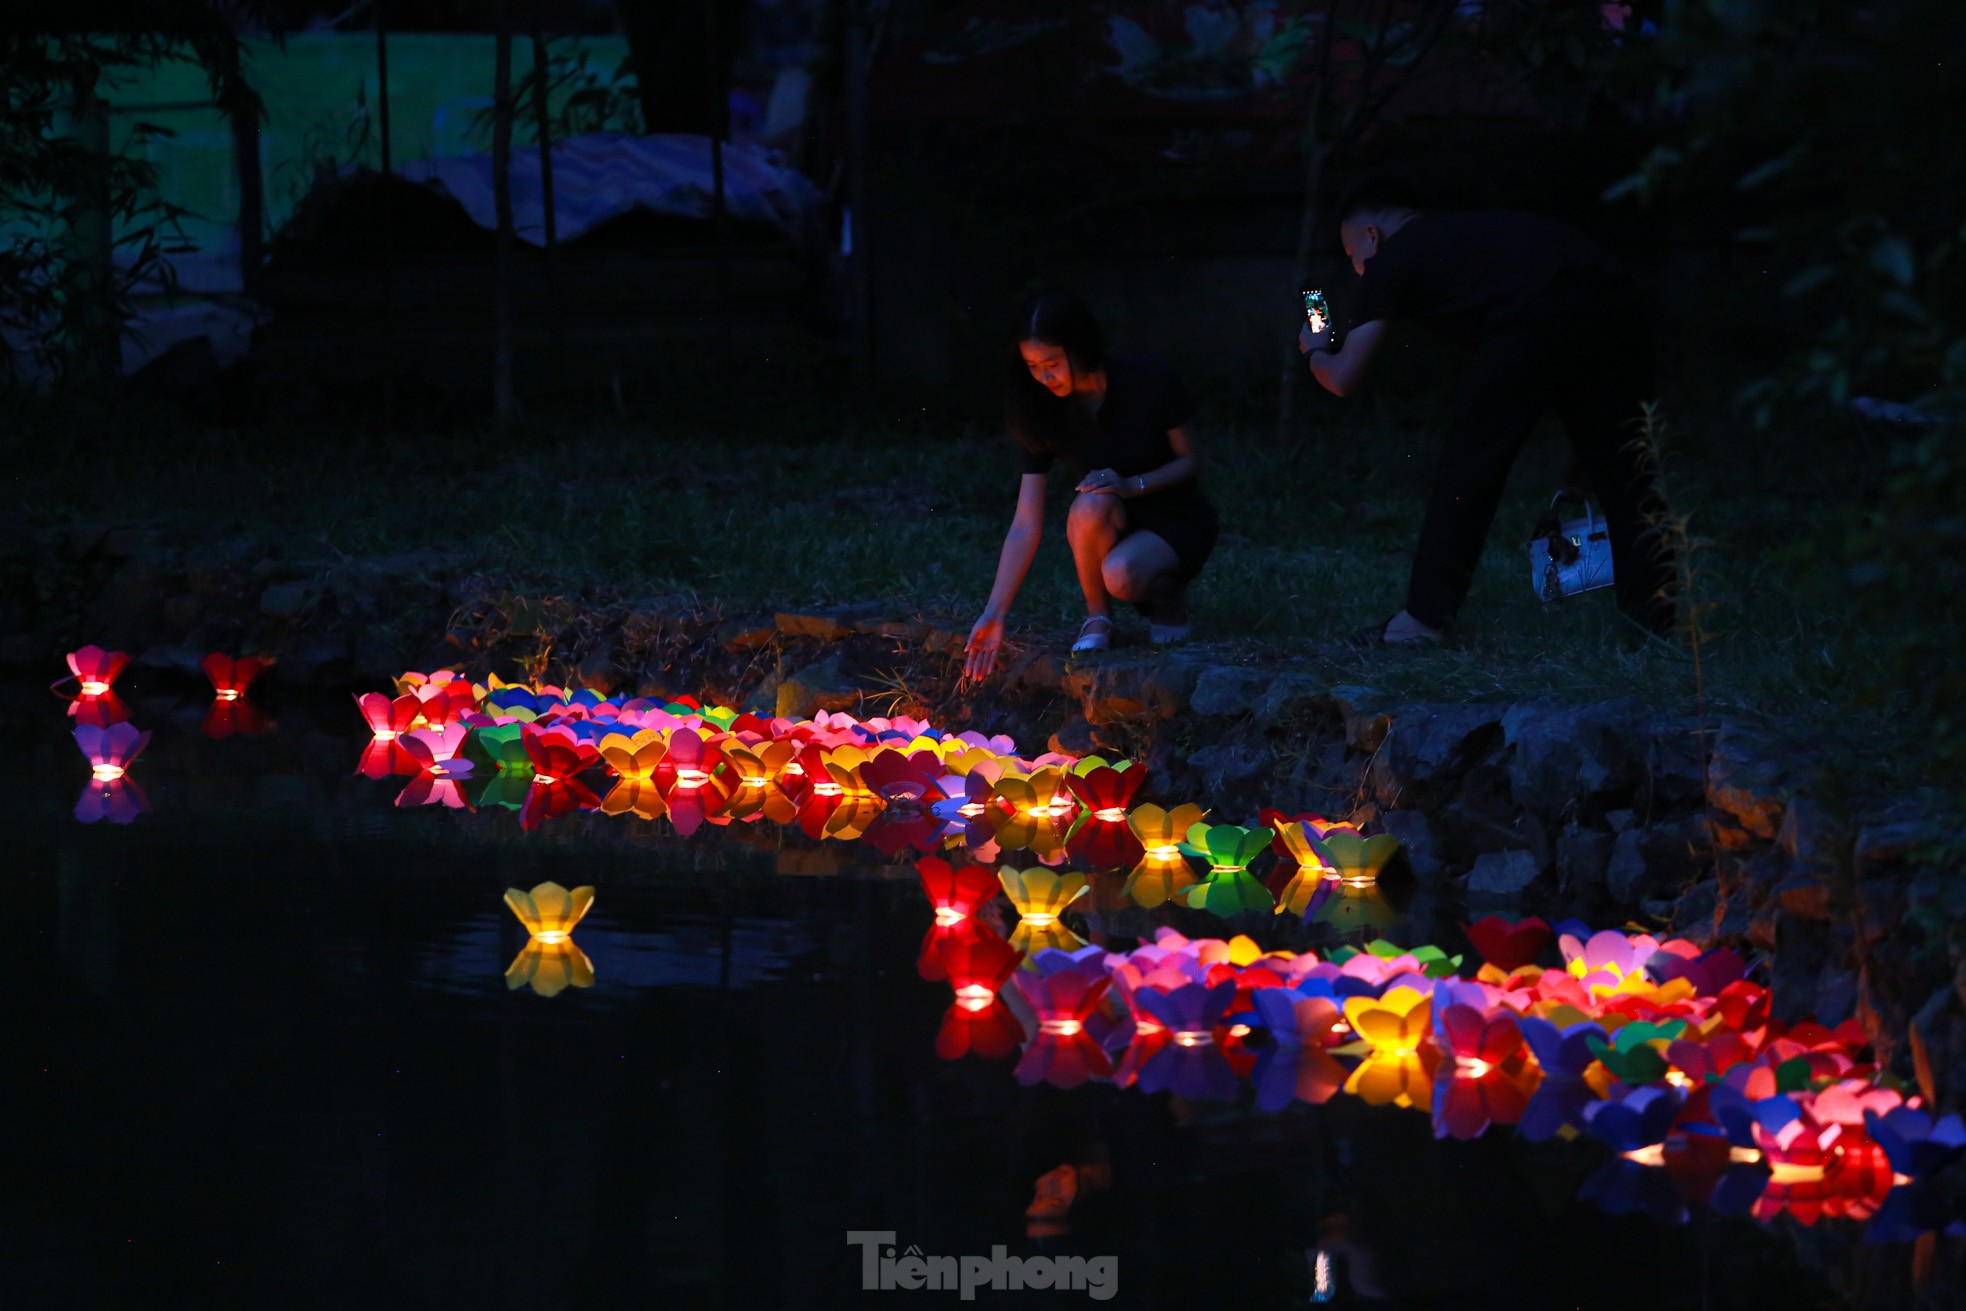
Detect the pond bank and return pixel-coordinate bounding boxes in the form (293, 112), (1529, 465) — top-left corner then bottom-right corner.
(10, 525), (1965, 1113)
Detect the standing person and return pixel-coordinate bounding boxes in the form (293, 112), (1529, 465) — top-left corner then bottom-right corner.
(1299, 178), (1676, 644)
(963, 292), (1219, 680)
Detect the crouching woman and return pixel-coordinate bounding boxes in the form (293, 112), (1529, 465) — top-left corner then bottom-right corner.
(963, 292), (1219, 680)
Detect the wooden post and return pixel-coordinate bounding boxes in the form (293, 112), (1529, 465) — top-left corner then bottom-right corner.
(493, 1), (518, 430)
(530, 22), (566, 394)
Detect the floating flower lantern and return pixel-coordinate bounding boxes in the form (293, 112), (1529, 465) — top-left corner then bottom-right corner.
(1063, 756), (1148, 818)
(1179, 823), (1276, 915)
(65, 645), (130, 696)
(1128, 978), (1240, 1101)
(1302, 822), (1400, 887)
(1249, 990), (1347, 1111)
(988, 767), (1072, 852)
(1012, 958), (1115, 1088)
(1343, 985), (1433, 1059)
(999, 867), (1089, 959)
(600, 776), (668, 820)
(202, 652), (268, 701)
(521, 722), (600, 782)
(598, 727), (667, 781)
(934, 928), (1024, 1060)
(1123, 803), (1205, 908)
(355, 692), (421, 741)
(917, 859), (1002, 981)
(505, 880), (594, 942)
(1463, 915), (1553, 972)
(75, 721), (150, 782)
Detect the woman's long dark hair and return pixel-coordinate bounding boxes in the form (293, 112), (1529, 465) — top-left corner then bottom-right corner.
(1005, 291), (1105, 462)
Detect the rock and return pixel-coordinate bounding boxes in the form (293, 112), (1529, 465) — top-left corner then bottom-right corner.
(716, 617), (777, 652)
(775, 653), (860, 718)
(1558, 826), (1612, 893)
(1061, 652), (1205, 723)
(774, 603), (883, 642)
(1854, 819), (1948, 873)
(1252, 673), (1328, 723)
(575, 653), (625, 697)
(1433, 767), (1546, 861)
(135, 642), (207, 680)
(279, 631), (350, 685)
(1607, 830), (1648, 904)
(1048, 715), (1099, 757)
(1380, 704), (1504, 790)
(1502, 699), (1646, 816)
(1779, 796), (1849, 882)
(1605, 809), (1636, 833)
(162, 593), (203, 634)
(1467, 849), (1547, 899)
(1330, 686), (1391, 753)
(259, 581), (321, 619)
(1770, 912), (1834, 1025)
(1707, 722), (1790, 848)
(1186, 741), (1271, 793)
(1776, 877), (1834, 921)
(1640, 715), (1710, 813)
(1815, 968), (1858, 1028)
(1378, 810), (1443, 885)
(1606, 817), (1712, 907)
(1190, 665), (1271, 717)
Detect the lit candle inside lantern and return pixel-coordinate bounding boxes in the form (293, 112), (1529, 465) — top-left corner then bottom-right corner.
(1171, 1028), (1214, 1048)
(1455, 1056), (1493, 1078)
(1147, 844), (1182, 861)
(79, 680), (109, 696)
(1038, 1018), (1084, 1037)
(812, 780), (844, 796)
(91, 763), (125, 782)
(673, 768), (711, 788)
(959, 801), (986, 816)
(954, 983), (995, 1012)
(1768, 1161), (1826, 1184)
(1020, 912), (1057, 928)
(534, 773), (559, 785)
(1621, 1144), (1667, 1167)
(1227, 1024), (1251, 1039)
(934, 907), (967, 927)
(1093, 806), (1127, 822)
(1312, 1249), (1335, 1303)
(1664, 1069), (1692, 1089)
(533, 928), (572, 945)
(741, 775), (767, 788)
(215, 689), (241, 701)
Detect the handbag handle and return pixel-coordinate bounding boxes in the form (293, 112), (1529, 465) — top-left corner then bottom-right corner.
(1547, 491), (1600, 538)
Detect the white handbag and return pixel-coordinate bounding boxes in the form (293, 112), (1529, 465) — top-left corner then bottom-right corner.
(1528, 495), (1614, 602)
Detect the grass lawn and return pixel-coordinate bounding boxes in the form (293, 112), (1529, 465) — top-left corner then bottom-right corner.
(8, 365), (1916, 782)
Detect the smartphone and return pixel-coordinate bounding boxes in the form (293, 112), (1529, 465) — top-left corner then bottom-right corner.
(1301, 287), (1329, 336)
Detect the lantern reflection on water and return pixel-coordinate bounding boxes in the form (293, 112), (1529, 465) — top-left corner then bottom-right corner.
(502, 881), (597, 997)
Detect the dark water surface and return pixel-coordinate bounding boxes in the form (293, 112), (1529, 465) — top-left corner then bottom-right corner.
(1, 685), (1879, 1309)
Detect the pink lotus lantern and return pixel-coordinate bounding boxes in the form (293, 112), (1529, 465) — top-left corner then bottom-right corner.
(65, 645), (130, 696)
(355, 692), (421, 740)
(75, 722), (150, 782)
(203, 652), (268, 700)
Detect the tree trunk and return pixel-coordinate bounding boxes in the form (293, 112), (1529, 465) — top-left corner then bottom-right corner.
(846, 3), (874, 383)
(65, 75), (117, 388)
(492, 3), (517, 430)
(530, 22), (565, 394)
(375, 0), (396, 426)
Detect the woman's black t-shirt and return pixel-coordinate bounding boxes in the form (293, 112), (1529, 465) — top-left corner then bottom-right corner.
(1011, 353), (1218, 580)
(1013, 354), (1196, 479)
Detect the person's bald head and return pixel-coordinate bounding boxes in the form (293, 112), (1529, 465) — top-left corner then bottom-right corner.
(1337, 177), (1429, 277)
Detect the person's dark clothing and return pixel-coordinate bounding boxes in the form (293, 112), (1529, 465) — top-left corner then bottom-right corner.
(1349, 210), (1618, 338)
(1403, 265), (1674, 635)
(1343, 212), (1673, 636)
(1015, 353), (1219, 581)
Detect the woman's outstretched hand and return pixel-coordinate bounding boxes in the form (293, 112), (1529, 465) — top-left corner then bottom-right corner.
(963, 613), (1006, 681)
(1298, 321), (1331, 355)
(1075, 467), (1125, 496)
